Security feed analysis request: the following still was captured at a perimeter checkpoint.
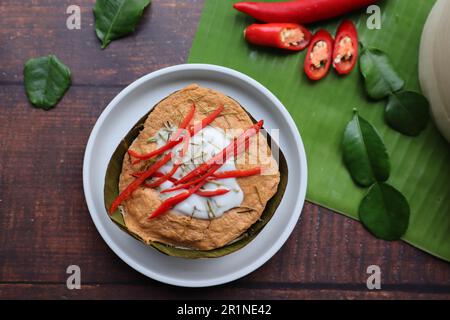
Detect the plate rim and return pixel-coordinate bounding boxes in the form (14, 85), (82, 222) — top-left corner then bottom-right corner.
(83, 63), (308, 287)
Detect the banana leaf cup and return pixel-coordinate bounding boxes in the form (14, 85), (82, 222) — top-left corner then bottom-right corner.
(104, 93), (288, 259)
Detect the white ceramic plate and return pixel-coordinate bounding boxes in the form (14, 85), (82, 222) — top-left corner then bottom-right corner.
(83, 64), (307, 287)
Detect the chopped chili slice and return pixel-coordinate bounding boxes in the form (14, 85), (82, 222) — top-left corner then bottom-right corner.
(176, 120), (263, 185)
(160, 165), (220, 194)
(143, 164), (180, 188)
(128, 104), (223, 165)
(188, 104), (224, 136)
(233, 0), (378, 25)
(148, 191), (192, 219)
(171, 103), (196, 141)
(109, 153), (173, 214)
(304, 29), (334, 81)
(149, 120), (264, 219)
(144, 172), (229, 197)
(212, 167), (261, 179)
(195, 189), (230, 197)
(128, 141), (179, 165)
(149, 182), (206, 219)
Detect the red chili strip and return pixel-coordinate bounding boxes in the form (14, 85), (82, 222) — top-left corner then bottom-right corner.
(142, 164), (180, 188)
(171, 103), (196, 141)
(161, 167), (261, 194)
(149, 156), (263, 219)
(175, 120), (263, 185)
(187, 104), (224, 136)
(143, 172), (229, 197)
(148, 182), (206, 219)
(109, 153), (172, 215)
(128, 104), (223, 165)
(195, 189), (230, 197)
(212, 167), (261, 179)
(332, 20), (358, 75)
(160, 165), (220, 194)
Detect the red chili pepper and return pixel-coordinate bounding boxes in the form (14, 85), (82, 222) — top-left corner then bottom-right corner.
(128, 141), (179, 165)
(128, 104), (223, 165)
(162, 166), (262, 193)
(148, 191), (192, 219)
(233, 0), (378, 24)
(109, 153), (172, 214)
(145, 172), (229, 197)
(149, 181), (207, 219)
(195, 189), (230, 197)
(212, 167), (261, 179)
(244, 23), (311, 51)
(160, 165), (220, 194)
(171, 103), (196, 141)
(142, 164), (180, 188)
(332, 20), (359, 75)
(150, 159), (242, 219)
(148, 122), (263, 220)
(175, 120), (264, 185)
(304, 30), (334, 81)
(153, 171), (178, 182)
(188, 104), (224, 136)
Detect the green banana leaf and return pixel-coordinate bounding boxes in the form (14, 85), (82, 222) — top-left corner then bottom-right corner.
(189, 0), (450, 261)
(104, 94), (288, 259)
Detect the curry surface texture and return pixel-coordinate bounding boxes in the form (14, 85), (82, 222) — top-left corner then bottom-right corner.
(119, 84), (280, 250)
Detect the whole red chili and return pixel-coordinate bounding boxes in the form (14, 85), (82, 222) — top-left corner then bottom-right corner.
(304, 30), (334, 81)
(233, 0), (378, 24)
(332, 20), (359, 75)
(244, 23), (311, 51)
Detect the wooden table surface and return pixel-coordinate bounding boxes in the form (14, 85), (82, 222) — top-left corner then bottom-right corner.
(0, 0), (449, 300)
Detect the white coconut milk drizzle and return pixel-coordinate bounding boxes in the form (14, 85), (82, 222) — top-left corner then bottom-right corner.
(153, 125), (244, 220)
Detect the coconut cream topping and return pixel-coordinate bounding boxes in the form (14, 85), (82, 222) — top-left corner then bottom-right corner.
(151, 124), (244, 219)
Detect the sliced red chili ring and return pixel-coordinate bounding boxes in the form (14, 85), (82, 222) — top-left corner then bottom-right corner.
(332, 20), (358, 75)
(244, 23), (311, 51)
(304, 29), (334, 81)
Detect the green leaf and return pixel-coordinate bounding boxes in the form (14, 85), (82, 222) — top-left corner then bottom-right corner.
(342, 113), (390, 187)
(359, 48), (405, 100)
(93, 0), (151, 49)
(104, 94), (288, 259)
(385, 91), (430, 136)
(359, 182), (410, 241)
(23, 55), (71, 110)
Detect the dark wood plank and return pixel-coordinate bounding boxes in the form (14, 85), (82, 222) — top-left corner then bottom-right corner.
(0, 0), (449, 300)
(1, 283), (449, 300)
(0, 0), (204, 87)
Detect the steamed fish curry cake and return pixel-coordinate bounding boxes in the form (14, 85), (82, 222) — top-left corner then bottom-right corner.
(109, 84), (280, 250)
